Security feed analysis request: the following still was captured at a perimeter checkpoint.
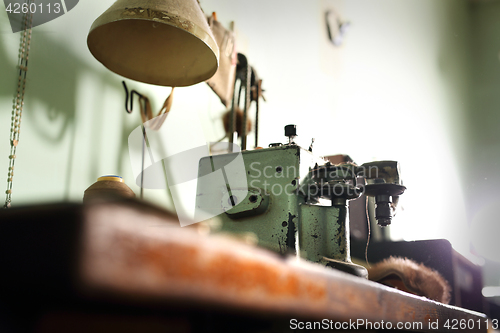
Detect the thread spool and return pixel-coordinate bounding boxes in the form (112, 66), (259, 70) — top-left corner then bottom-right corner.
(83, 175), (135, 203)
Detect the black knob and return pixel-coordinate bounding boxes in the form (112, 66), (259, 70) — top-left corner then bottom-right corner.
(285, 124), (297, 137)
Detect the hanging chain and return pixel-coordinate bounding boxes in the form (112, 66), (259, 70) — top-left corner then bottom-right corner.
(4, 1), (34, 209)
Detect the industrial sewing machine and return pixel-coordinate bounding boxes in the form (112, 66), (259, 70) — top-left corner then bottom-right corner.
(196, 125), (406, 278)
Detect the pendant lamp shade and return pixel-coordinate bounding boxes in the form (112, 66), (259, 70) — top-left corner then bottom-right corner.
(87, 0), (219, 87)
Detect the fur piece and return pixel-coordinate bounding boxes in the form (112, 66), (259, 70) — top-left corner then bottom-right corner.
(368, 257), (451, 304)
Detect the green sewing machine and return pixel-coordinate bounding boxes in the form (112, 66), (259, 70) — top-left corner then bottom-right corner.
(196, 125), (405, 278)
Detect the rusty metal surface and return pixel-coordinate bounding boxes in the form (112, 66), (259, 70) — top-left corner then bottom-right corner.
(80, 202), (487, 332)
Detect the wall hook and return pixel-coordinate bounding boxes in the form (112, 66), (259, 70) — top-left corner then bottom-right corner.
(325, 10), (350, 46)
(122, 81), (144, 114)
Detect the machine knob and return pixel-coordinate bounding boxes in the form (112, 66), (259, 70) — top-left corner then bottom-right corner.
(285, 124), (297, 144)
(284, 124), (297, 137)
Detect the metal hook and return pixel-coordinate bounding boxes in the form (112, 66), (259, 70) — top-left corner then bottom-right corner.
(122, 81), (144, 114)
(325, 10), (350, 46)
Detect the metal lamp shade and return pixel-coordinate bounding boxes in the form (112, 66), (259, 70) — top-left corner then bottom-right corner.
(87, 0), (219, 87)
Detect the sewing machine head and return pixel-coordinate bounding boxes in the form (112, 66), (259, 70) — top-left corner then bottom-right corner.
(196, 125), (405, 278)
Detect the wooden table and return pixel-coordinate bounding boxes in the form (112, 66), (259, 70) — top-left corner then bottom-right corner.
(0, 199), (490, 332)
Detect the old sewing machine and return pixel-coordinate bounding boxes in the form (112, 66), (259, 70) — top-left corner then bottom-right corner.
(196, 125), (406, 278)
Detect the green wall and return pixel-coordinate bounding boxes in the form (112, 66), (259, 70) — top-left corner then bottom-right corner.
(467, 0), (500, 288)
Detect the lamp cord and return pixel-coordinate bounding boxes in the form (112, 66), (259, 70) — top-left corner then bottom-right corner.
(365, 195), (371, 268)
